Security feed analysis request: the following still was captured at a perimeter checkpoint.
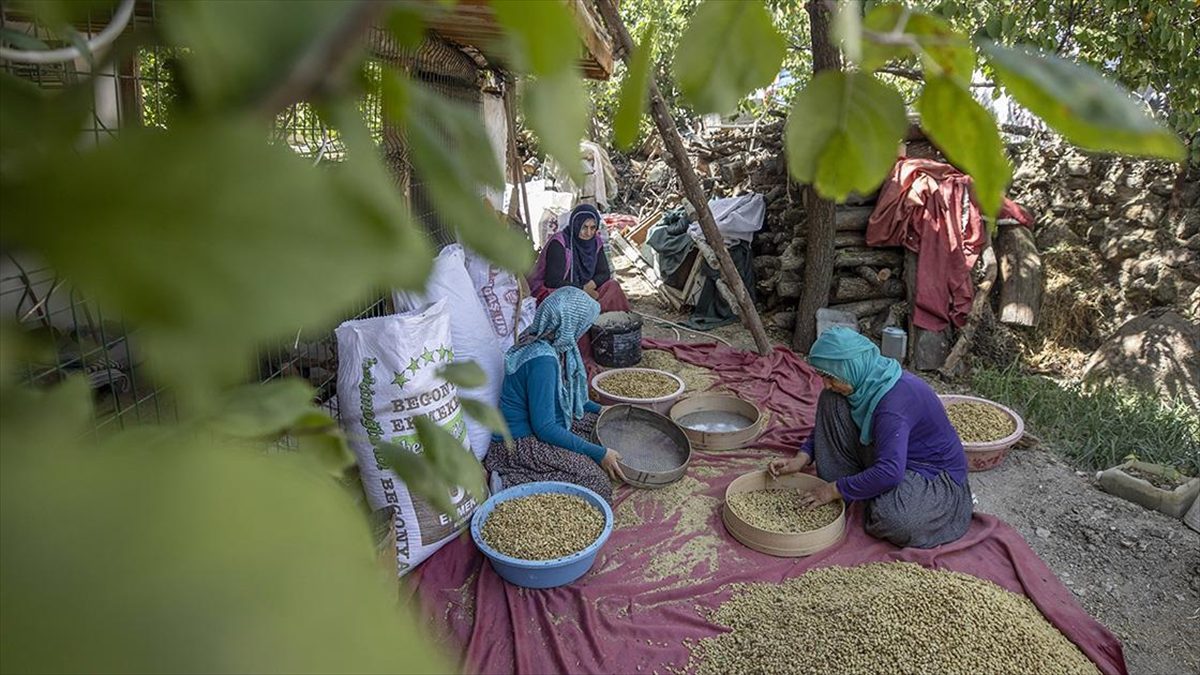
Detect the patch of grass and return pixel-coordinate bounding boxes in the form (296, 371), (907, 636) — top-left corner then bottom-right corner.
(972, 366), (1200, 476)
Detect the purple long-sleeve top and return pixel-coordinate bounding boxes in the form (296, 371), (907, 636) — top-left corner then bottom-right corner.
(799, 372), (968, 501)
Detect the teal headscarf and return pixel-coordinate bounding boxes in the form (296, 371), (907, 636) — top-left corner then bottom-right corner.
(505, 286), (601, 422)
(808, 327), (902, 444)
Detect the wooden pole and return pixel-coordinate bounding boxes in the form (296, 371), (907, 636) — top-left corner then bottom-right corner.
(595, 0), (771, 355)
(503, 78), (533, 236)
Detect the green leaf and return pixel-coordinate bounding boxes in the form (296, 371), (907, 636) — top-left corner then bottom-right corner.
(785, 71), (908, 201)
(209, 378), (317, 439)
(490, 0), (581, 76)
(413, 415), (487, 506)
(0, 378), (94, 460)
(460, 398), (512, 444)
(613, 23), (656, 152)
(295, 429), (355, 476)
(160, 0), (351, 109)
(1, 430), (448, 673)
(324, 100), (434, 286)
(376, 414), (488, 517)
(389, 73), (533, 273)
(385, 3), (429, 50)
(917, 77), (1012, 221)
(375, 439), (455, 516)
(437, 361), (487, 389)
(0, 120), (430, 411)
(523, 69), (589, 187)
(834, 0), (864, 66)
(673, 0), (786, 114)
(0, 74), (92, 179)
(980, 42), (1185, 160)
(861, 4), (910, 73)
(862, 4), (975, 84)
(0, 28), (49, 51)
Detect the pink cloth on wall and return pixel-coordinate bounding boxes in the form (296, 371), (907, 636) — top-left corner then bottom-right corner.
(409, 340), (1125, 675)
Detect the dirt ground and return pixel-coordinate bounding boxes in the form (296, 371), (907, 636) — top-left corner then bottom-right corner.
(616, 260), (1200, 675)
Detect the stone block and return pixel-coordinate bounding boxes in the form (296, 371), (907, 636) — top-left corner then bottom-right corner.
(1098, 461), (1200, 519)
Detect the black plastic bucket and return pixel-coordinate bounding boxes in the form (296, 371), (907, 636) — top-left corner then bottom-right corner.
(590, 311), (643, 368)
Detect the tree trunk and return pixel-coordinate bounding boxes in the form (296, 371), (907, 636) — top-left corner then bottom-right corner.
(791, 0), (843, 353)
(596, 0), (772, 355)
(997, 225), (1043, 326)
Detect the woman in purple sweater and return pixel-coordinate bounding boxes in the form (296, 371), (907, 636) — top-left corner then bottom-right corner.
(769, 327), (973, 548)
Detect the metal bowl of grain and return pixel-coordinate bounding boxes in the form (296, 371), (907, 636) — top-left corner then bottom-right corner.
(669, 394), (765, 451)
(595, 404), (691, 489)
(470, 481), (613, 589)
(591, 367), (685, 415)
(939, 394), (1025, 472)
(722, 469), (846, 557)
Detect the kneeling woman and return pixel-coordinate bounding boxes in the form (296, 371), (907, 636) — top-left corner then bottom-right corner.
(770, 328), (972, 548)
(529, 204), (631, 313)
(485, 286), (626, 502)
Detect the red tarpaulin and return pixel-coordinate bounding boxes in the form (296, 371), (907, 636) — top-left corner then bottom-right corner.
(410, 341), (1126, 675)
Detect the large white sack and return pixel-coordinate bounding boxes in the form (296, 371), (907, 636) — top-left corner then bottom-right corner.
(464, 250), (537, 349)
(335, 300), (482, 575)
(393, 245), (503, 460)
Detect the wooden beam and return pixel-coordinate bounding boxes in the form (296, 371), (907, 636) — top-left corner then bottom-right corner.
(597, 0), (772, 355)
(566, 0), (615, 79)
(997, 225), (1043, 327)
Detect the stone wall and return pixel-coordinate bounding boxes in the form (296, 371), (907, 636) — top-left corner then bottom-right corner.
(1007, 140), (1200, 322)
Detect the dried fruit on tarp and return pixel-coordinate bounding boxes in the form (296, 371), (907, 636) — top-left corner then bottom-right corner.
(726, 489), (841, 533)
(946, 401), (1017, 443)
(691, 561), (1099, 675)
(640, 350), (717, 392)
(598, 370), (679, 399)
(480, 493), (604, 560)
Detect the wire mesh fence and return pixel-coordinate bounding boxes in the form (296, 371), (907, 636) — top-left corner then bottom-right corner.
(1, 4), (490, 427)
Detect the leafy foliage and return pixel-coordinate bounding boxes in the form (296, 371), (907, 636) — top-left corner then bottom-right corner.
(673, 0), (787, 114)
(980, 42), (1185, 161)
(779, 2), (1185, 202)
(492, 0), (589, 183)
(917, 76), (1011, 219)
(613, 23), (656, 151)
(0, 1), (1191, 670)
(0, 2), (541, 670)
(785, 71), (908, 201)
(385, 73), (533, 273)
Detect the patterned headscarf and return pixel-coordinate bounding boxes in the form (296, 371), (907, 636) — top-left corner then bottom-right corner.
(505, 286), (601, 421)
(808, 327), (903, 444)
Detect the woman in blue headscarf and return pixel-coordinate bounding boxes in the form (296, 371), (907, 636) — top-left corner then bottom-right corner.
(769, 327), (973, 548)
(528, 204), (631, 313)
(484, 286), (626, 502)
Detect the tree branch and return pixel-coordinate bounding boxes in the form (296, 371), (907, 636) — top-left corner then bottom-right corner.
(256, 1), (388, 116)
(877, 65), (995, 88)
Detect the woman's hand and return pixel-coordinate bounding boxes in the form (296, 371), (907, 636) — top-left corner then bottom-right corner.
(768, 452), (811, 478)
(582, 280), (599, 300)
(601, 448), (627, 482)
(797, 481), (840, 510)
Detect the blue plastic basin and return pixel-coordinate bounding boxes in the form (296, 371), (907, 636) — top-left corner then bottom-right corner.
(470, 481), (613, 589)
